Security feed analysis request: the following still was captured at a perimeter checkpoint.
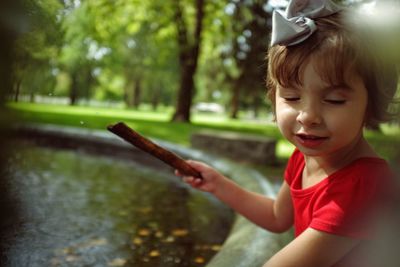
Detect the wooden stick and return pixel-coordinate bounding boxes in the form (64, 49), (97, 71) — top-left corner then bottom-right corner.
(107, 122), (202, 179)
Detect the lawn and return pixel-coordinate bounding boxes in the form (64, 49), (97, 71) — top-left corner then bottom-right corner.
(6, 102), (400, 180)
(6, 102), (291, 154)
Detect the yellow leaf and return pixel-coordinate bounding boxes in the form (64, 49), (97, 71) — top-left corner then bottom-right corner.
(108, 258), (127, 266)
(155, 231), (164, 238)
(132, 237), (143, 245)
(149, 250), (160, 257)
(163, 236), (175, 243)
(138, 228), (151, 236)
(211, 244), (222, 251)
(61, 247), (73, 254)
(65, 255), (79, 262)
(171, 229), (189, 237)
(194, 256), (205, 264)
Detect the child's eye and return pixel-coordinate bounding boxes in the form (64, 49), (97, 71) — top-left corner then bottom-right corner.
(325, 99), (346, 105)
(283, 97), (300, 102)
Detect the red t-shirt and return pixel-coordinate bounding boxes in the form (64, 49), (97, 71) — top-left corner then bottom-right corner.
(285, 149), (394, 266)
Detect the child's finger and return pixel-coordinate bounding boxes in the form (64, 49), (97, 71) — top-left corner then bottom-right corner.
(186, 160), (207, 170)
(182, 176), (194, 183)
(193, 178), (203, 185)
(182, 176), (205, 188)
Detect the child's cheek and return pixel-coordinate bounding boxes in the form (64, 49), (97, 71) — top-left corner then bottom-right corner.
(276, 103), (297, 123)
(275, 105), (297, 138)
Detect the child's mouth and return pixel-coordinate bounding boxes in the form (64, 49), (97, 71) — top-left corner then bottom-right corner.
(295, 134), (328, 148)
(296, 134), (326, 140)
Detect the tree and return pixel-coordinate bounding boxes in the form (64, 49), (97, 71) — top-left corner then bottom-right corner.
(12, 0), (63, 102)
(59, 1), (99, 105)
(78, 0), (180, 108)
(171, 0), (206, 122)
(222, 0), (272, 119)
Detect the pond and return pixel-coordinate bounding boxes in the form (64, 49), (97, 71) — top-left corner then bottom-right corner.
(4, 143), (234, 267)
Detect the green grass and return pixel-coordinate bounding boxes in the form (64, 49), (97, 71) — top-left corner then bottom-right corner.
(6, 101), (290, 152)
(5, 102), (400, 181)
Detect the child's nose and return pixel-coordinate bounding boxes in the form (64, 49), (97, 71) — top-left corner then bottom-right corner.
(296, 105), (322, 126)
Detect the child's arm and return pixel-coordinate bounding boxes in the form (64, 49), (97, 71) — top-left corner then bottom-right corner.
(176, 160), (294, 233)
(263, 228), (360, 267)
(178, 161), (360, 266)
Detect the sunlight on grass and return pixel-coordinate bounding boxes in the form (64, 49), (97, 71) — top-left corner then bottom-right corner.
(381, 124), (400, 136)
(7, 102), (172, 122)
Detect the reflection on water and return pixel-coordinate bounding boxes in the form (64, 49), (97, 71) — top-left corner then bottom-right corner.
(5, 145), (233, 267)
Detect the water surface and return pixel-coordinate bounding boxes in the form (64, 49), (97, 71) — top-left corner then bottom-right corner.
(5, 145), (233, 267)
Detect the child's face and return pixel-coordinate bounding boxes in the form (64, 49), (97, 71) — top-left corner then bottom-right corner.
(275, 58), (368, 158)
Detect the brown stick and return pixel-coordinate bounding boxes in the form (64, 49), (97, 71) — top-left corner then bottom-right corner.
(107, 122), (202, 179)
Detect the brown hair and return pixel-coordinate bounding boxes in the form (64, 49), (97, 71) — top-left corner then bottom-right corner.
(266, 12), (398, 128)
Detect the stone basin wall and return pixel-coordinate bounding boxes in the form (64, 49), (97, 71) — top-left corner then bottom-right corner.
(191, 130), (277, 165)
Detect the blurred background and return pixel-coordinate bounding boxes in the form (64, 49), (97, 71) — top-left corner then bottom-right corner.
(0, 0), (398, 154)
(3, 0), (398, 122)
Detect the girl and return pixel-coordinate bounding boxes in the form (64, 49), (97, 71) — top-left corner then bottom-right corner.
(176, 0), (398, 266)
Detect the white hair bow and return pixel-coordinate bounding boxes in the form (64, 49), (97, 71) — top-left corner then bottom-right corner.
(271, 0), (343, 46)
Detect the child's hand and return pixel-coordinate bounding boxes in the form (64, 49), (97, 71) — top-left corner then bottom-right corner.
(175, 160), (225, 193)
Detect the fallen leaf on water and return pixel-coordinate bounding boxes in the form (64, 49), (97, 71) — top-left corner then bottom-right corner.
(149, 250), (160, 257)
(81, 238), (107, 248)
(60, 247), (73, 255)
(132, 237), (143, 245)
(163, 236), (175, 243)
(193, 257), (205, 264)
(65, 255), (80, 262)
(108, 258), (127, 267)
(196, 244), (222, 251)
(171, 229), (189, 237)
(138, 228), (151, 236)
(211, 244), (222, 251)
(155, 231), (164, 238)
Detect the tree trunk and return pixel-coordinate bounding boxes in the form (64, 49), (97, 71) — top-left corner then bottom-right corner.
(151, 87), (160, 111)
(123, 84), (129, 107)
(171, 0), (205, 122)
(173, 64), (197, 121)
(69, 71), (78, 105)
(84, 67), (93, 102)
(29, 90), (34, 103)
(133, 78), (141, 109)
(230, 83), (241, 119)
(14, 79), (21, 102)
(252, 95), (260, 119)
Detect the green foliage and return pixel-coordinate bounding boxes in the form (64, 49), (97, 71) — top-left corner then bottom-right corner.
(12, 0), (277, 113)
(12, 0), (398, 120)
(13, 0), (63, 98)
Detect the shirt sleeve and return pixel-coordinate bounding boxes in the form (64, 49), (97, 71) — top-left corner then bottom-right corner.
(310, 164), (383, 239)
(284, 148), (302, 185)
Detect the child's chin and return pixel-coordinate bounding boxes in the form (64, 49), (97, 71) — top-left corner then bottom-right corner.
(297, 146), (327, 157)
